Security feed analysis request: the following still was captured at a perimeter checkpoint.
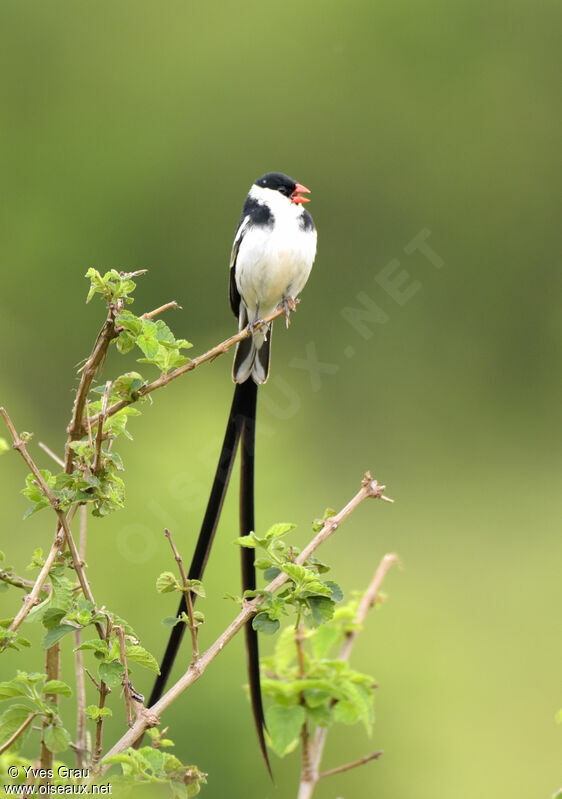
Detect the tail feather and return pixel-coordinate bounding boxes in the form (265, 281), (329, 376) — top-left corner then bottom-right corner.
(146, 384), (246, 712)
(233, 326), (272, 384)
(239, 380), (272, 776)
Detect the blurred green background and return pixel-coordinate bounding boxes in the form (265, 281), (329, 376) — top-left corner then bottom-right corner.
(1, 1), (560, 797)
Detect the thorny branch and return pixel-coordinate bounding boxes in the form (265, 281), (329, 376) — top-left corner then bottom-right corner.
(102, 473), (392, 762)
(297, 552), (399, 799)
(87, 303), (290, 432)
(164, 528), (199, 661)
(0, 407), (103, 637)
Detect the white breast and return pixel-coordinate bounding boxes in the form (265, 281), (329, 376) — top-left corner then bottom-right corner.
(235, 189), (317, 319)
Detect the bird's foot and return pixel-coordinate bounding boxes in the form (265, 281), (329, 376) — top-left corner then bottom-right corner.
(248, 317), (266, 335)
(279, 296), (298, 328)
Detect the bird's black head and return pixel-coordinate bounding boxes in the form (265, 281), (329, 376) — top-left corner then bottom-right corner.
(254, 172), (296, 198)
(254, 172), (311, 204)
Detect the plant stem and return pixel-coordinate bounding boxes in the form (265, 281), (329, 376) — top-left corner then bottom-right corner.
(102, 473), (391, 762)
(87, 303), (292, 432)
(297, 553), (398, 799)
(74, 504), (88, 767)
(164, 528), (199, 661)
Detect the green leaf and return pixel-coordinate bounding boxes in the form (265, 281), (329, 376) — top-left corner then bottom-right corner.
(0, 705), (34, 752)
(86, 705), (112, 721)
(43, 680), (72, 698)
(99, 660), (125, 688)
(234, 534), (258, 548)
(312, 625), (341, 660)
(43, 624), (75, 649)
(185, 579), (205, 598)
(42, 608), (67, 630)
(265, 523), (296, 539)
(264, 566), (281, 582)
(75, 639), (109, 656)
(252, 614), (280, 635)
(137, 334), (159, 359)
(156, 571), (179, 594)
(116, 331), (136, 354)
(0, 682), (29, 701)
(324, 581), (344, 603)
(306, 596), (335, 627)
(125, 644), (160, 673)
(162, 616), (182, 627)
(265, 704), (305, 757)
(333, 700), (360, 725)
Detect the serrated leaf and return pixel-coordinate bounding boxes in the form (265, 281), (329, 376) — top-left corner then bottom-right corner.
(42, 608), (67, 630)
(252, 614), (280, 635)
(43, 680), (72, 698)
(312, 625), (341, 660)
(265, 704), (305, 757)
(86, 705), (112, 721)
(43, 624), (75, 649)
(265, 523), (296, 539)
(0, 682), (29, 701)
(99, 660), (125, 688)
(306, 596), (335, 627)
(0, 705), (34, 752)
(333, 700), (360, 725)
(125, 644), (160, 673)
(234, 534), (258, 548)
(324, 581), (344, 603)
(156, 571), (179, 594)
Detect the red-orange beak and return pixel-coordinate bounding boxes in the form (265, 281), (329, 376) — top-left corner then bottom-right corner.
(291, 183), (311, 204)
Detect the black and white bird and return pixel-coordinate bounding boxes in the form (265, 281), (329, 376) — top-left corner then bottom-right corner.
(147, 173), (317, 772)
(230, 172), (317, 383)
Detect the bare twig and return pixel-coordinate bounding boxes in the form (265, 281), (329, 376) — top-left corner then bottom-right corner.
(40, 642), (61, 780)
(88, 303), (292, 432)
(65, 309), (118, 473)
(318, 750), (383, 779)
(6, 529), (64, 635)
(297, 552), (399, 799)
(164, 528), (199, 660)
(93, 381), (111, 474)
(74, 505), (88, 767)
(0, 712), (37, 755)
(92, 616), (113, 767)
(141, 301), (182, 319)
(38, 441), (64, 468)
(1, 407), (103, 637)
(117, 627), (133, 728)
(0, 571), (41, 591)
(102, 473), (391, 761)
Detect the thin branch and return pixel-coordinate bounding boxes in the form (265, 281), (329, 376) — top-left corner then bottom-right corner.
(1, 407), (104, 637)
(141, 301), (182, 319)
(38, 441), (64, 468)
(164, 528), (199, 660)
(93, 381), (111, 474)
(0, 712), (37, 755)
(74, 505), (88, 767)
(0, 571), (42, 591)
(117, 627), (133, 728)
(40, 642), (61, 779)
(298, 552), (399, 799)
(102, 473), (391, 761)
(6, 529), (64, 635)
(64, 309), (118, 473)
(88, 303), (291, 432)
(318, 750), (383, 780)
(92, 617), (113, 768)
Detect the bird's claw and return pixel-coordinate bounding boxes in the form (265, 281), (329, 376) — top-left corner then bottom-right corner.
(280, 296), (297, 328)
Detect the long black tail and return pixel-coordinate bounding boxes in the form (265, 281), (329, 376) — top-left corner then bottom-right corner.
(147, 384), (245, 708)
(146, 380), (271, 772)
(239, 380), (271, 775)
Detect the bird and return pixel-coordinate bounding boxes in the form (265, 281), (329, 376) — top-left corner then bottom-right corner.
(146, 172), (317, 771)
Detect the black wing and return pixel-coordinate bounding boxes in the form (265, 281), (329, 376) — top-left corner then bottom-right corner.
(229, 216), (250, 318)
